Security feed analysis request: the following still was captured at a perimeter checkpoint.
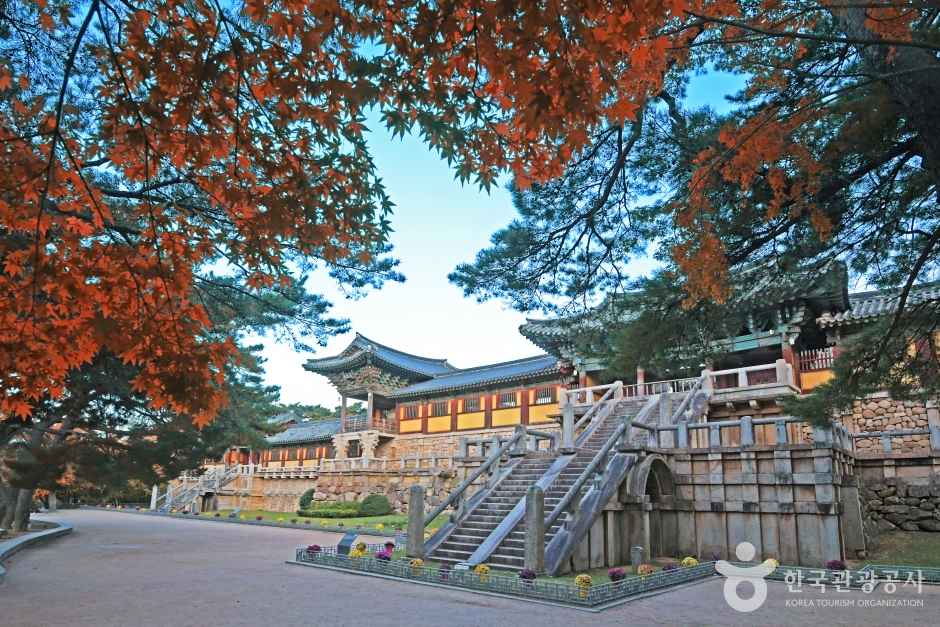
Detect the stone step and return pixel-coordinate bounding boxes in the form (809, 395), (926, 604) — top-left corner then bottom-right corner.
(488, 553), (525, 569)
(439, 540), (482, 552)
(434, 548), (473, 561)
(450, 532), (488, 543)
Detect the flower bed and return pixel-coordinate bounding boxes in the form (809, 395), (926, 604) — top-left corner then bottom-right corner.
(294, 545), (717, 608)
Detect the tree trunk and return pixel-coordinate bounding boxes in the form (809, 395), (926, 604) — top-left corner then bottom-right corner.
(0, 485), (15, 529)
(838, 9), (940, 186)
(12, 488), (32, 531)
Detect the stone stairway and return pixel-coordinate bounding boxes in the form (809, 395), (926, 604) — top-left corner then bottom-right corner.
(429, 397), (649, 569)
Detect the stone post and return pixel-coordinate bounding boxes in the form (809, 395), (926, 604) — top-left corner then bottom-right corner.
(524, 485), (545, 572)
(928, 404), (940, 453)
(150, 485), (159, 510)
(458, 437), (468, 458)
(406, 485), (425, 558)
(775, 358), (790, 386)
(340, 394), (348, 432)
(740, 416), (754, 448)
(677, 422), (689, 449)
(630, 545), (645, 573)
(367, 390), (375, 430)
(48, 492), (57, 512)
(701, 369), (713, 395)
(561, 400), (575, 453)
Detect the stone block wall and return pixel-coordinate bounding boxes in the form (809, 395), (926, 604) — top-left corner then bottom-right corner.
(661, 446), (863, 566)
(839, 394), (932, 455)
(216, 466), (468, 514)
(856, 456), (940, 536)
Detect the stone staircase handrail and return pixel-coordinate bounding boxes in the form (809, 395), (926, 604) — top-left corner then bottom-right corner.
(545, 395), (659, 531)
(423, 428), (526, 527)
(572, 382), (623, 433)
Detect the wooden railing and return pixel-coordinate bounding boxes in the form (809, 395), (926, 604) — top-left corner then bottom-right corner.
(799, 347), (835, 372)
(343, 414), (396, 433)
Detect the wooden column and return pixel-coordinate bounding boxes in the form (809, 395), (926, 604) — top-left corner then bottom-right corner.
(340, 394), (348, 432)
(521, 389), (530, 425)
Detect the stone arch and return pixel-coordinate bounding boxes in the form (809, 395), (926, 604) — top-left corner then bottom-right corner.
(623, 455), (678, 559)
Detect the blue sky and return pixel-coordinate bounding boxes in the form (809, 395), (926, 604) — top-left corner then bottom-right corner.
(261, 70), (747, 407)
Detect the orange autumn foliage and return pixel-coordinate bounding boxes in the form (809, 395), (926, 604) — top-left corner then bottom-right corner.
(1, 1), (928, 422)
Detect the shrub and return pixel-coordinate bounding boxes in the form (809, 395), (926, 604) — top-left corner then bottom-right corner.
(290, 518), (297, 524)
(680, 556), (699, 568)
(474, 564), (491, 583)
(637, 564), (655, 578)
(375, 551), (392, 561)
(306, 544), (321, 553)
(608, 567), (626, 582)
(298, 488), (316, 510)
(359, 494), (392, 516)
(826, 559), (847, 571)
(297, 508), (360, 519)
(214, 512), (221, 518)
(662, 563), (679, 571)
(255, 515), (263, 521)
(519, 568), (537, 582)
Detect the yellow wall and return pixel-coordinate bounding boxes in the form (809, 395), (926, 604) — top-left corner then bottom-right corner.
(427, 416), (451, 433)
(528, 402), (559, 424)
(492, 408), (521, 427)
(801, 369), (835, 391)
(400, 419), (423, 433)
(457, 412), (485, 430)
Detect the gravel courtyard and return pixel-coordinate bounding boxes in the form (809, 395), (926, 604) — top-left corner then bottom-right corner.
(2, 509), (936, 626)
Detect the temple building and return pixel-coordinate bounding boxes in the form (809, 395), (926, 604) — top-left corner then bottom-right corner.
(184, 266), (938, 516)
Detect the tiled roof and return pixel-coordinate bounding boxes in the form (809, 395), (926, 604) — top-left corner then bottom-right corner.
(389, 354), (560, 398)
(817, 281), (940, 328)
(265, 419), (342, 446)
(521, 260), (849, 354)
(304, 333), (455, 378)
(267, 411), (302, 426)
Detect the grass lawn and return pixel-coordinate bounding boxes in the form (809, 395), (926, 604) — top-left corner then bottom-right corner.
(853, 531), (940, 568)
(215, 509), (448, 533)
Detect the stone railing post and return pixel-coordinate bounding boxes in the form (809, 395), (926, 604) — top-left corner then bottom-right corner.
(812, 424), (833, 448)
(737, 368), (749, 388)
(524, 485), (545, 572)
(510, 426), (527, 457)
(928, 403), (940, 454)
(561, 400), (575, 453)
(740, 416), (754, 448)
(458, 437), (468, 458)
(150, 485), (159, 510)
(700, 369), (713, 395)
(406, 485), (425, 558)
(677, 422), (689, 449)
(774, 358), (789, 386)
(48, 492), (57, 512)
(618, 418), (634, 450)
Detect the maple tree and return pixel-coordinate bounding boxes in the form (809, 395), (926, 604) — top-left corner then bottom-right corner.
(2, 1), (938, 428)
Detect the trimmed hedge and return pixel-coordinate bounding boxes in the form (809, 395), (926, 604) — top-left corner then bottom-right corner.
(359, 494), (392, 516)
(298, 488), (316, 511)
(297, 508), (361, 519)
(296, 496), (391, 518)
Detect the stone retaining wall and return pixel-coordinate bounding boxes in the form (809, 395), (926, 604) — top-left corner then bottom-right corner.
(857, 456), (940, 536)
(217, 467), (466, 513)
(840, 394), (933, 455)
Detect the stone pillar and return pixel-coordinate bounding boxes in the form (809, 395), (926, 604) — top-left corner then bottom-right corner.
(701, 369), (713, 395)
(406, 485), (425, 558)
(48, 492), (57, 512)
(150, 485), (159, 510)
(524, 485), (545, 572)
(367, 391), (375, 430)
(561, 401), (575, 453)
(340, 394), (348, 432)
(636, 367), (645, 394)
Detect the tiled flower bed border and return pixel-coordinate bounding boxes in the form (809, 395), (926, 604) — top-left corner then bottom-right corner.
(84, 506), (402, 538)
(294, 545), (717, 609)
(294, 547), (940, 610)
